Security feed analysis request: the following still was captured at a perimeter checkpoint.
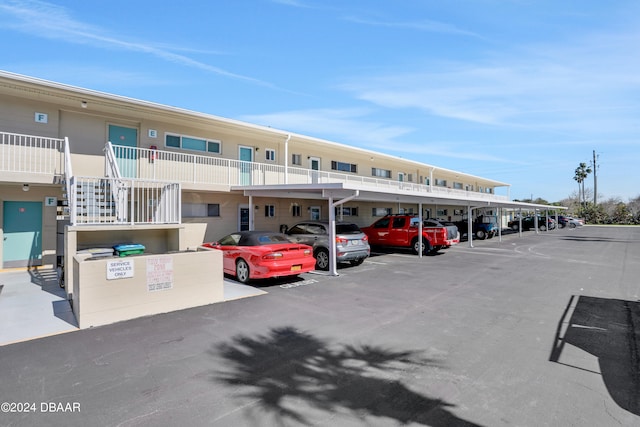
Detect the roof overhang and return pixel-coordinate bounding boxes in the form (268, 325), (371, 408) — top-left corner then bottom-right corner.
(233, 182), (567, 211)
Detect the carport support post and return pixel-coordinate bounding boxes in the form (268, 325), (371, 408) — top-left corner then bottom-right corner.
(326, 190), (359, 276)
(498, 207), (502, 242)
(328, 196), (338, 276)
(418, 203), (423, 258)
(535, 210), (539, 234)
(518, 208), (522, 237)
(467, 204), (474, 248)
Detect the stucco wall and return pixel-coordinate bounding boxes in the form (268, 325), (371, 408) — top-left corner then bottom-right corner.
(72, 249), (224, 329)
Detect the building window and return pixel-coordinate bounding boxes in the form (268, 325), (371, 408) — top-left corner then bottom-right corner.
(407, 174), (413, 182)
(372, 167), (391, 178)
(266, 149), (276, 161)
(398, 172), (405, 182)
(292, 154), (302, 165)
(182, 203), (220, 217)
(165, 133), (221, 154)
(466, 185), (473, 191)
(335, 206), (358, 216)
(331, 161), (357, 173)
(292, 204), (301, 217)
(424, 177), (430, 186)
(437, 209), (448, 217)
(265, 205), (275, 217)
(207, 204), (220, 217)
(435, 179), (447, 187)
(453, 182), (463, 190)
(373, 207), (392, 217)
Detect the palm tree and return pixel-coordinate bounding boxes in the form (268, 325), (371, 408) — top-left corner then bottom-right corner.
(573, 162), (592, 207)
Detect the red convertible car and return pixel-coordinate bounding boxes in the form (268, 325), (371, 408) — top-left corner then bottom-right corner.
(202, 231), (315, 284)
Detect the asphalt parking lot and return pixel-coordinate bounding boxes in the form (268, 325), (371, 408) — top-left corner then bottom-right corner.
(1, 226), (639, 427)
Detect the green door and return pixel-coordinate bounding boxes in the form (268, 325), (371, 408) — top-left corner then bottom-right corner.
(109, 125), (138, 178)
(239, 146), (253, 185)
(3, 201), (42, 268)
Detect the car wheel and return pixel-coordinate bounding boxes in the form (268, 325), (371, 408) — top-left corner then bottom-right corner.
(315, 248), (330, 271)
(412, 237), (430, 255)
(511, 224), (519, 231)
(235, 259), (251, 284)
(476, 230), (486, 240)
(540, 225), (547, 231)
(569, 222), (576, 229)
(350, 258), (365, 266)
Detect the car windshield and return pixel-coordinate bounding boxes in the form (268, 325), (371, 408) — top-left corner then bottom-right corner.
(256, 234), (290, 244)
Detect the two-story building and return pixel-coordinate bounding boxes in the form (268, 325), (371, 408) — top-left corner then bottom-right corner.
(0, 70), (557, 277)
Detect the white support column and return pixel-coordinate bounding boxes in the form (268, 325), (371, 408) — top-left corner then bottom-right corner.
(326, 190), (359, 276)
(328, 195), (338, 276)
(518, 208), (522, 237)
(418, 202), (423, 258)
(534, 209), (539, 234)
(467, 204), (474, 248)
(498, 207), (503, 242)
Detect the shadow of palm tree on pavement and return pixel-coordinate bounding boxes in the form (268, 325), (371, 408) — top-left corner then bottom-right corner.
(213, 326), (481, 426)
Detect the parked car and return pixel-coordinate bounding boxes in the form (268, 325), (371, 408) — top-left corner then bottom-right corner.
(423, 219), (460, 242)
(284, 221), (370, 270)
(361, 214), (459, 255)
(508, 216), (556, 231)
(202, 231), (315, 284)
(452, 217), (497, 240)
(556, 216), (584, 229)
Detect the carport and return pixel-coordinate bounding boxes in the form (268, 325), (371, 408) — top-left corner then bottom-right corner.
(235, 182), (567, 276)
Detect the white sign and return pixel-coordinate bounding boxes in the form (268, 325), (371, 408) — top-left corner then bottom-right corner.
(45, 196), (57, 207)
(34, 112), (48, 123)
(146, 256), (173, 292)
(106, 259), (134, 280)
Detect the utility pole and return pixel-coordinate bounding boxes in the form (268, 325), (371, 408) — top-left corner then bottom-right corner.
(592, 150), (598, 205)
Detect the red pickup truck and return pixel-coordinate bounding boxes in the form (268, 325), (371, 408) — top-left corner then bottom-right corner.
(361, 214), (459, 255)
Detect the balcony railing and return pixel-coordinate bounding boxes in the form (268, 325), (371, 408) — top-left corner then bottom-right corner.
(0, 131), (65, 177)
(69, 176), (181, 226)
(110, 143), (508, 201)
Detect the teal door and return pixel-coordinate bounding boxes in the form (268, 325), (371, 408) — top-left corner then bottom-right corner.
(3, 201), (42, 268)
(239, 146), (253, 185)
(109, 125), (138, 178)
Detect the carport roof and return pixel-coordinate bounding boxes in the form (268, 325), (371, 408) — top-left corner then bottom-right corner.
(234, 182), (567, 211)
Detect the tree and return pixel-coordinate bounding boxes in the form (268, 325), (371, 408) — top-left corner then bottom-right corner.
(573, 162), (592, 208)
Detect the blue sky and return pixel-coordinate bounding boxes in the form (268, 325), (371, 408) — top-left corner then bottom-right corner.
(1, 0), (639, 202)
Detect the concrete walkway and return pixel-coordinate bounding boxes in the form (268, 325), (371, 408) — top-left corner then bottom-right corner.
(0, 267), (266, 346)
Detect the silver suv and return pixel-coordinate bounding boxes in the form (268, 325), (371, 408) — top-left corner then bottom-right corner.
(285, 221), (370, 270)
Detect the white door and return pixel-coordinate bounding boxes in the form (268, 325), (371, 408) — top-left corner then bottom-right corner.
(309, 157), (320, 184)
(310, 206), (321, 220)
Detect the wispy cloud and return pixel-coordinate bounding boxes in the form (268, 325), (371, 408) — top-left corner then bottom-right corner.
(241, 107), (413, 146)
(240, 107), (512, 163)
(344, 16), (480, 38)
(0, 0), (273, 87)
(270, 0), (313, 8)
(337, 29), (640, 135)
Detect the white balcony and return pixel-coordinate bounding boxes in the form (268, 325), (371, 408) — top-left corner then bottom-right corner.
(0, 131), (65, 183)
(110, 144), (509, 202)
